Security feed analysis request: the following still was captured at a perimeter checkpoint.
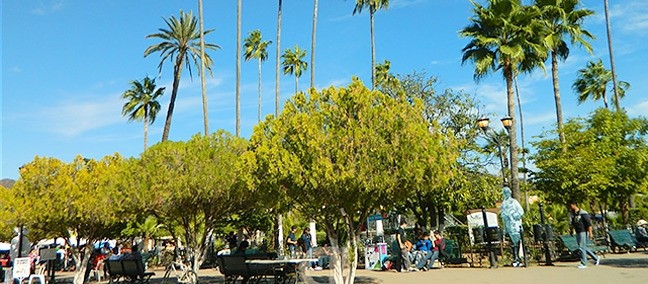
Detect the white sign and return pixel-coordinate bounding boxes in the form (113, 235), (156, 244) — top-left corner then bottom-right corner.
(13, 257), (31, 279)
(466, 211), (500, 245)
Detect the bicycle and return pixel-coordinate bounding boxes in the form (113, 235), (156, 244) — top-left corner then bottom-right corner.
(161, 261), (198, 284)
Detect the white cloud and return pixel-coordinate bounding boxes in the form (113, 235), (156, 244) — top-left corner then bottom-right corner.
(390, 0), (426, 9)
(627, 100), (648, 117)
(610, 2), (648, 35)
(31, 0), (65, 15)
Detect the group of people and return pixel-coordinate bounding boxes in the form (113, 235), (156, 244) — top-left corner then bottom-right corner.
(393, 220), (446, 272)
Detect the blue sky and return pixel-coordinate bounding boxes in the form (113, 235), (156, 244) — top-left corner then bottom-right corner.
(2, 0), (647, 179)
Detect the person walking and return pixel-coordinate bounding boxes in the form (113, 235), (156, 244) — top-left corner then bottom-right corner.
(569, 201), (600, 268)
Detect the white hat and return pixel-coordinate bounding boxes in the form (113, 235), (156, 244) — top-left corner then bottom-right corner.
(637, 219), (648, 226)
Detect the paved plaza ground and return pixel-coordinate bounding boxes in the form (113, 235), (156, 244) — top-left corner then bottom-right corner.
(52, 251), (648, 284)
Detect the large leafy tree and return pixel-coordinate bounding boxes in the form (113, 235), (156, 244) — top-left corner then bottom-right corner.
(13, 155), (127, 284)
(535, 0), (594, 144)
(244, 30), (272, 122)
(121, 76), (165, 150)
(281, 45), (308, 94)
(353, 0), (389, 90)
(130, 132), (249, 271)
(246, 78), (456, 283)
(573, 59), (629, 109)
(460, 0), (547, 200)
(144, 10), (220, 142)
(532, 109), (648, 224)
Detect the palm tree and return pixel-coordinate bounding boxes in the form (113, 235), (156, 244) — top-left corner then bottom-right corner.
(198, 0), (209, 136)
(353, 0), (389, 90)
(236, 0), (242, 137)
(536, 0), (594, 144)
(244, 30), (272, 122)
(461, 0), (547, 200)
(121, 76), (165, 150)
(282, 45), (308, 94)
(483, 129), (510, 185)
(604, 0), (621, 111)
(573, 59), (629, 108)
(145, 10), (220, 142)
(275, 0), (283, 117)
(310, 0), (319, 89)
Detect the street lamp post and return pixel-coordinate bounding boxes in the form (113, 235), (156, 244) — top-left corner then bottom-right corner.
(477, 117), (509, 186)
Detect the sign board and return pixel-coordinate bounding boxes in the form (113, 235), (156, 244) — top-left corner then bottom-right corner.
(40, 248), (58, 261)
(364, 243), (388, 270)
(466, 211), (500, 245)
(366, 214), (385, 236)
(12, 257), (30, 279)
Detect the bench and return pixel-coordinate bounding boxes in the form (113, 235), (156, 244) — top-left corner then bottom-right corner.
(557, 235), (609, 260)
(217, 253), (287, 284)
(608, 230), (639, 253)
(106, 259), (155, 284)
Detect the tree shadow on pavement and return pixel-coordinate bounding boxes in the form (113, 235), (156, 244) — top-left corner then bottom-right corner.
(600, 253), (648, 268)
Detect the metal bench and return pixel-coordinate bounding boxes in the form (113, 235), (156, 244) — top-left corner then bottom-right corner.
(107, 259), (154, 284)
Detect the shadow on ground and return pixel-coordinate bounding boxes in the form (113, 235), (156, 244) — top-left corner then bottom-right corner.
(601, 252), (648, 268)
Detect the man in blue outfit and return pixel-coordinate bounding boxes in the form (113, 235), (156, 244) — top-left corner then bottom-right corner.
(569, 201), (600, 268)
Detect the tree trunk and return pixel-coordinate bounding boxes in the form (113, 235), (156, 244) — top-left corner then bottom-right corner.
(604, 0), (621, 112)
(143, 108), (148, 150)
(235, 0), (242, 136)
(328, 235), (344, 284)
(310, 0), (318, 89)
(198, 0), (209, 136)
(602, 89), (609, 109)
(514, 76), (529, 212)
(258, 57), (262, 122)
(71, 244), (92, 284)
(550, 51), (565, 144)
(369, 9), (376, 90)
(275, 0), (282, 117)
(345, 225), (358, 284)
(504, 64), (520, 200)
(295, 76), (299, 94)
(277, 214), (284, 256)
(161, 57), (185, 142)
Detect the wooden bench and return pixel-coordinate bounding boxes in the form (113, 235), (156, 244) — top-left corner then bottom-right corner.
(217, 253), (285, 284)
(106, 259), (155, 284)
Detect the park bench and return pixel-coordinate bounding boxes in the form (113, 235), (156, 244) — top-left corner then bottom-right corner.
(217, 253), (287, 284)
(557, 235), (609, 260)
(106, 259), (155, 284)
(608, 230), (640, 253)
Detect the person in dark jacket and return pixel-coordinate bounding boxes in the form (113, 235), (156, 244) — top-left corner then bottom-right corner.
(569, 201), (600, 268)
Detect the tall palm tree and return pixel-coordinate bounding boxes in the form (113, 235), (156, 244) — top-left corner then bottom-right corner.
(198, 0), (209, 136)
(573, 59), (629, 109)
(353, 0), (389, 90)
(145, 10), (220, 142)
(121, 76), (165, 150)
(536, 0), (594, 144)
(604, 0), (620, 111)
(282, 45), (308, 94)
(244, 30), (272, 122)
(461, 0), (547, 200)
(275, 0), (283, 117)
(310, 0), (319, 89)
(236, 0), (242, 137)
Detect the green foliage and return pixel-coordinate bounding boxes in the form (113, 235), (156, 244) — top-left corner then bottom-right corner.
(532, 108), (648, 224)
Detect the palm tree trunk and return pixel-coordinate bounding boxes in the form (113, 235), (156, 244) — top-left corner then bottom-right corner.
(162, 59), (184, 142)
(550, 52), (565, 144)
(295, 76), (299, 94)
(504, 64), (520, 200)
(514, 76), (529, 212)
(275, 0), (283, 117)
(310, 0), (318, 89)
(236, 0), (242, 137)
(604, 0), (620, 112)
(370, 9), (376, 90)
(198, 0), (209, 136)
(144, 108), (149, 150)
(258, 57), (262, 122)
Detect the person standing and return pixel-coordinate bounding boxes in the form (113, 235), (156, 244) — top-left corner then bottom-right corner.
(569, 201), (600, 268)
(300, 228), (313, 259)
(286, 226), (298, 258)
(395, 220), (413, 272)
